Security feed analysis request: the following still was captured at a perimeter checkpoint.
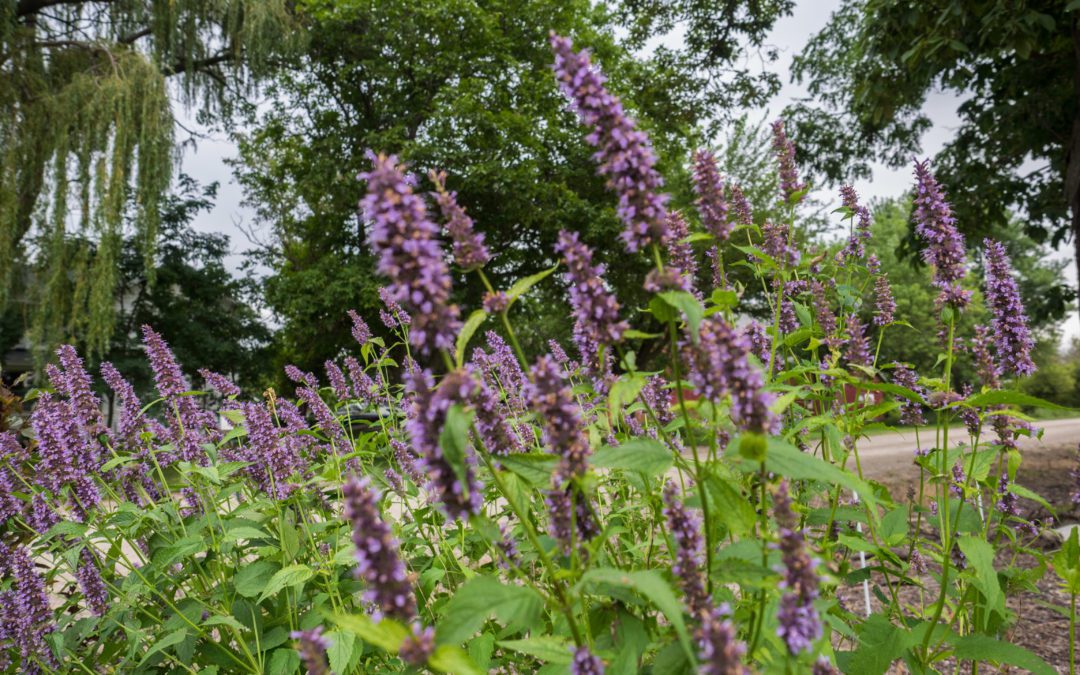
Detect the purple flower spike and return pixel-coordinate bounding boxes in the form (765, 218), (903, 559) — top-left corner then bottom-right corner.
(404, 368), (483, 521)
(291, 626), (331, 675)
(838, 185), (872, 261)
(399, 624), (436, 666)
(665, 211), (699, 295)
(199, 369), (240, 398)
(771, 120), (806, 204)
(527, 356), (592, 483)
(873, 274), (896, 326)
(378, 286), (411, 329)
(683, 317), (779, 435)
(844, 315), (871, 367)
(982, 239), (1035, 376)
(662, 481), (710, 618)
(343, 475), (417, 622)
(482, 291), (510, 314)
(912, 159), (970, 309)
(347, 309), (371, 346)
(76, 548), (109, 616)
(891, 363), (926, 426)
(692, 149), (735, 241)
(285, 364), (319, 390)
(729, 184), (753, 226)
(53, 344), (106, 437)
(698, 604), (749, 675)
(760, 221), (800, 267)
(0, 542), (56, 669)
(550, 33), (669, 252)
(570, 646), (605, 674)
(431, 170), (490, 270)
(360, 153), (461, 355)
(325, 361), (351, 401)
(556, 230), (627, 346)
(773, 481), (822, 655)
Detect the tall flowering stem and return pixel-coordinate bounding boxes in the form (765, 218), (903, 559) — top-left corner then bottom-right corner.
(773, 481), (822, 655)
(550, 33), (669, 252)
(912, 159), (970, 309)
(556, 230), (627, 346)
(692, 149), (734, 242)
(771, 120), (806, 204)
(662, 481), (710, 618)
(360, 153), (461, 355)
(982, 238), (1035, 376)
(430, 170), (490, 270)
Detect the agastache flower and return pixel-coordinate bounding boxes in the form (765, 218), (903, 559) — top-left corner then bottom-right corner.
(692, 149), (735, 241)
(378, 286), (411, 328)
(698, 604), (749, 675)
(729, 184), (753, 226)
(844, 315), (871, 368)
(482, 291), (509, 314)
(760, 221), (800, 266)
(142, 325), (217, 462)
(771, 120), (806, 204)
(550, 33), (669, 252)
(342, 475), (417, 622)
(295, 386), (348, 450)
(891, 363), (926, 426)
(431, 170), (490, 270)
(742, 321), (771, 368)
(809, 281), (837, 345)
(347, 309), (371, 346)
(570, 646), (605, 675)
(360, 153), (461, 355)
(773, 481), (822, 655)
(556, 230), (627, 345)
(662, 481), (710, 618)
(683, 317), (779, 435)
(0, 542), (56, 668)
(199, 369), (240, 398)
(982, 239), (1035, 376)
(291, 626), (331, 675)
(325, 361), (350, 401)
(235, 401), (304, 499)
(404, 369), (483, 521)
(399, 624), (436, 666)
(838, 185), (872, 261)
(53, 344), (105, 437)
(285, 365), (319, 389)
(665, 211), (699, 295)
(912, 159), (970, 308)
(873, 274), (896, 326)
(76, 548), (109, 616)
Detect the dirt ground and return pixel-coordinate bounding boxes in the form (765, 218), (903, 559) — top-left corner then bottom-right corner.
(834, 442), (1079, 673)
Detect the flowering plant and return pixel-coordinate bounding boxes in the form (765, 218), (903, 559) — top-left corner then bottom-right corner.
(0, 32), (1071, 675)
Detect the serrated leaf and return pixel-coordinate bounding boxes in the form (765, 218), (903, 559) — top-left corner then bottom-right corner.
(259, 563), (314, 601)
(703, 475), (756, 536)
(234, 560), (279, 598)
(438, 576), (543, 646)
(841, 613), (914, 675)
(957, 535), (1002, 620)
(139, 630), (188, 666)
(267, 647), (300, 675)
(203, 615), (248, 632)
(948, 634), (1055, 675)
(223, 526), (270, 542)
(608, 372), (646, 423)
(326, 630), (357, 673)
(657, 291), (703, 341)
(497, 636), (573, 664)
(497, 453), (559, 487)
(428, 645), (486, 675)
(578, 568), (695, 666)
(455, 309), (489, 367)
(961, 390), (1074, 411)
(748, 438), (878, 519)
(592, 438), (672, 477)
(334, 614), (409, 653)
(507, 265), (558, 303)
(439, 403), (476, 499)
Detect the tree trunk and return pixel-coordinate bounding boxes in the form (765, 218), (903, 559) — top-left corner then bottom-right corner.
(1068, 19), (1080, 332)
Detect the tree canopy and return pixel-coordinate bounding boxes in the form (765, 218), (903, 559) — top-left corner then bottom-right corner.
(234, 0), (794, 377)
(0, 0), (298, 359)
(786, 0), (1077, 322)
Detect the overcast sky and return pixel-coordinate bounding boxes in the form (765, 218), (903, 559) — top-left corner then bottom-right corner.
(175, 0), (1080, 341)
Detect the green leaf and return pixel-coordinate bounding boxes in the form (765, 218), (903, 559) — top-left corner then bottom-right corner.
(497, 636), (574, 664)
(961, 390), (1075, 411)
(428, 645), (486, 675)
(703, 475), (756, 536)
(623, 329), (663, 340)
(657, 291), (704, 341)
(841, 613), (914, 675)
(440, 403), (476, 500)
(948, 634), (1056, 675)
(333, 614), (409, 653)
(956, 535), (1002, 619)
(139, 630), (188, 666)
(753, 438), (878, 518)
(438, 576), (543, 646)
(497, 453), (558, 487)
(100, 455), (135, 472)
(608, 372), (646, 423)
(578, 568), (695, 666)
(258, 563), (313, 602)
(455, 309), (489, 367)
(267, 647), (300, 675)
(592, 438), (672, 477)
(506, 264), (558, 303)
(202, 615), (248, 632)
(326, 630), (357, 674)
(709, 289), (739, 311)
(223, 526), (270, 542)
(1053, 526), (1080, 593)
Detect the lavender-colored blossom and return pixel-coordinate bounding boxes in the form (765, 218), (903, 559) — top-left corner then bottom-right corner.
(570, 646), (605, 675)
(644, 266), (693, 293)
(556, 230), (627, 345)
(101, 362), (146, 445)
(296, 386), (348, 450)
(291, 626), (331, 675)
(431, 170), (490, 270)
(399, 624), (436, 666)
(378, 286), (411, 328)
(497, 522), (520, 569)
(360, 153), (462, 355)
(729, 184), (753, 226)
(198, 369), (240, 398)
(873, 274), (896, 326)
(285, 365), (319, 389)
(550, 33), (669, 252)
(760, 221), (800, 266)
(692, 149), (735, 241)
(473, 378), (525, 456)
(683, 317), (779, 435)
(912, 160), (970, 309)
(706, 247), (726, 290)
(959, 386), (981, 437)
(665, 211), (699, 295)
(773, 481), (822, 655)
(0, 466), (20, 526)
(983, 239), (1035, 376)
(838, 185), (872, 261)
(391, 439), (427, 486)
(142, 325), (217, 461)
(809, 281), (837, 346)
(844, 315), (871, 368)
(698, 604), (749, 675)
(482, 291), (509, 314)
(0, 542), (55, 668)
(996, 472), (1019, 517)
(771, 120), (806, 204)
(325, 361), (350, 401)
(27, 493), (59, 533)
(76, 548), (109, 616)
(867, 253), (881, 275)
(343, 475), (417, 621)
(909, 548), (928, 574)
(237, 401), (304, 499)
(950, 463), (966, 498)
(53, 344), (105, 436)
(344, 356), (379, 404)
(31, 394), (92, 498)
(971, 326), (1002, 389)
(662, 481), (710, 618)
(891, 363), (926, 426)
(527, 356), (592, 483)
(347, 309), (371, 346)
(404, 368), (482, 521)
(742, 321), (771, 369)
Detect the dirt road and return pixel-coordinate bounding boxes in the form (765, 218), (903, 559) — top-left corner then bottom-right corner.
(855, 417), (1080, 486)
